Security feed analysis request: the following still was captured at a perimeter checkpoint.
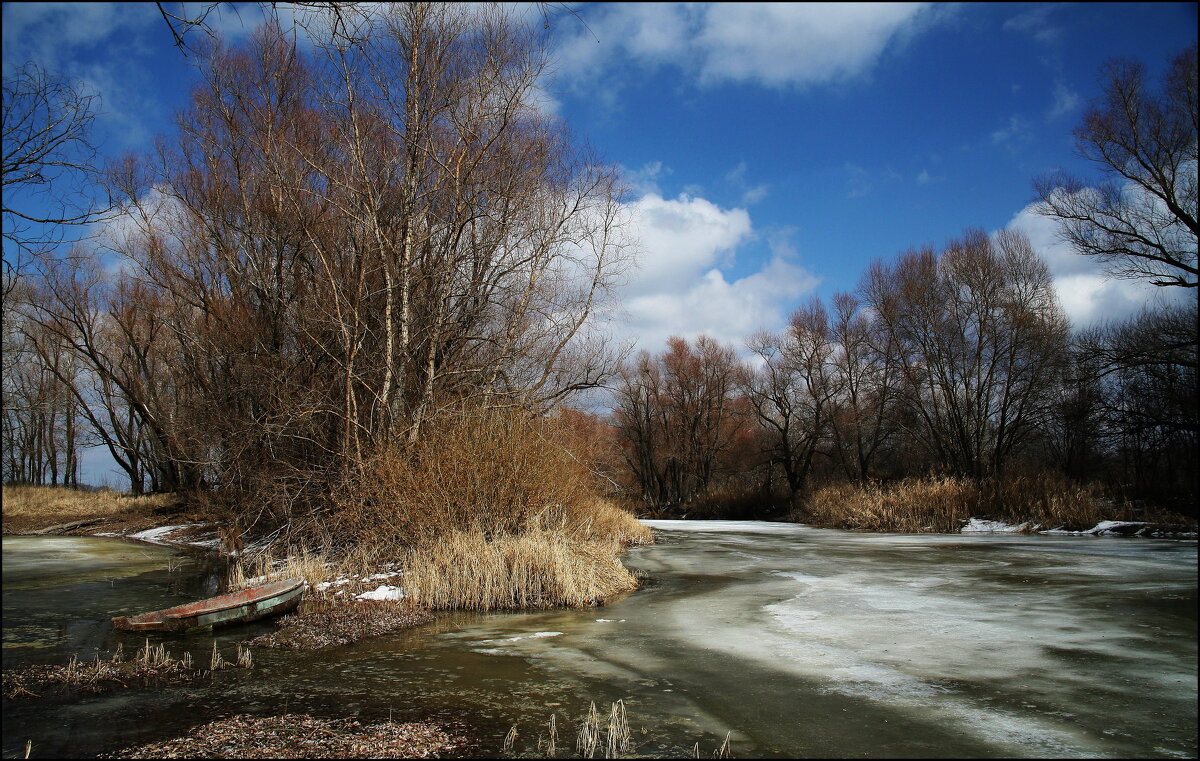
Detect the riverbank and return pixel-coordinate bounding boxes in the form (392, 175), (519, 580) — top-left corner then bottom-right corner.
(792, 474), (1197, 536)
(0, 486), (194, 537)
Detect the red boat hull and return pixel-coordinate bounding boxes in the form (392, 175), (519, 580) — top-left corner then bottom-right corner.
(112, 579), (305, 633)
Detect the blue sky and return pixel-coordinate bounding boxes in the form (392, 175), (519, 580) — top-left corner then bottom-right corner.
(2, 2), (1196, 484)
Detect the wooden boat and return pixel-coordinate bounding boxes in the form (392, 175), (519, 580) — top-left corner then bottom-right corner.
(112, 579), (305, 633)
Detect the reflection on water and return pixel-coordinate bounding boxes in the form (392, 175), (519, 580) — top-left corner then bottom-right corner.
(2, 528), (1196, 759)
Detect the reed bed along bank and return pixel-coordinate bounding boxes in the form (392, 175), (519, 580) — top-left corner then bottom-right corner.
(401, 529), (641, 611)
(230, 501), (648, 616)
(1, 485), (180, 534)
(325, 408), (650, 611)
(795, 473), (1179, 533)
(334, 409), (651, 548)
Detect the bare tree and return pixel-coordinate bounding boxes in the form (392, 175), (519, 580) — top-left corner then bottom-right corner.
(863, 229), (1070, 479)
(85, 6), (630, 526)
(1, 277), (83, 486)
(742, 299), (837, 501)
(614, 336), (744, 510)
(826, 291), (899, 484)
(2, 63), (110, 297)
(1035, 46), (1198, 289)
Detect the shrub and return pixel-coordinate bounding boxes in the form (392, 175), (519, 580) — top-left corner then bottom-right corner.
(336, 407), (649, 549)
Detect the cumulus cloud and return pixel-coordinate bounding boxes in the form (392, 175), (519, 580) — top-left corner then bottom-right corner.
(552, 3), (950, 93)
(615, 192), (819, 354)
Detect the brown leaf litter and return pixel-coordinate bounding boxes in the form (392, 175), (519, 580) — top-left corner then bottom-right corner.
(246, 599), (434, 650)
(101, 713), (460, 758)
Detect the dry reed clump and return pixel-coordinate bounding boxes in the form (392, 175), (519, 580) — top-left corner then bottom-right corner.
(336, 408), (650, 549)
(226, 546), (337, 593)
(800, 477), (974, 533)
(798, 473), (1149, 533)
(1, 485), (180, 534)
(2, 639), (250, 700)
(506, 700), (734, 759)
(401, 530), (640, 611)
(228, 409), (650, 613)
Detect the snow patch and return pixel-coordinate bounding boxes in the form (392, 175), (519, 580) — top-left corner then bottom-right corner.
(491, 631), (565, 643)
(356, 584), (406, 601)
(128, 524), (198, 544)
(363, 571), (403, 581)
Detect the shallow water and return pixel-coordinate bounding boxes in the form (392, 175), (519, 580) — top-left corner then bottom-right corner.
(2, 525), (1196, 758)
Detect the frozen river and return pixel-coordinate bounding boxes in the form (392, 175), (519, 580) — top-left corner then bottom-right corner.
(3, 523), (1196, 758)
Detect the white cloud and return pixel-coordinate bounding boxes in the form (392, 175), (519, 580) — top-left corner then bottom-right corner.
(615, 192), (819, 353)
(552, 3), (950, 93)
(625, 192), (752, 293)
(697, 3), (938, 88)
(620, 161), (671, 197)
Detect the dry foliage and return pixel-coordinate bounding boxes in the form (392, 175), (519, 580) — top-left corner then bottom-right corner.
(337, 408), (649, 549)
(0, 485), (178, 533)
(798, 473), (1160, 533)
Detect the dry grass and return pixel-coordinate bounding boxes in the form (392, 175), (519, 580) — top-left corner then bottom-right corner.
(1, 485), (180, 534)
(798, 473), (1172, 533)
(401, 529), (640, 611)
(227, 547), (337, 593)
(309, 408), (651, 612)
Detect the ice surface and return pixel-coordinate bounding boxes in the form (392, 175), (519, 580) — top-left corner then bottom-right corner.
(556, 519), (1198, 757)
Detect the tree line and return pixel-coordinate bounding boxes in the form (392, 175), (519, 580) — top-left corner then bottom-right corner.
(610, 45), (1197, 518)
(2, 9), (1194, 523)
